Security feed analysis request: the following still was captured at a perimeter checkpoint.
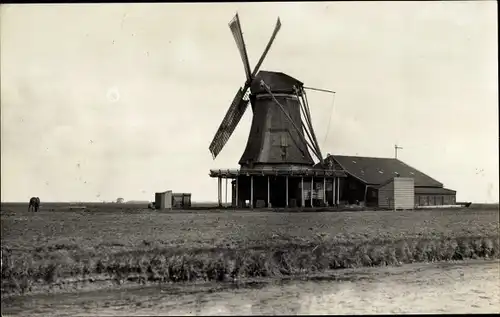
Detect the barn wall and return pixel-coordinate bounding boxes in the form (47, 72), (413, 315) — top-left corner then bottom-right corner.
(415, 193), (456, 206)
(444, 194), (456, 205)
(340, 175), (366, 204)
(326, 179), (334, 206)
(417, 195), (429, 206)
(378, 181), (394, 209)
(393, 177), (414, 210)
(366, 187), (379, 207)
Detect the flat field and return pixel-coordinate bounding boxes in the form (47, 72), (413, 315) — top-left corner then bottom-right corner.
(1, 203), (499, 296)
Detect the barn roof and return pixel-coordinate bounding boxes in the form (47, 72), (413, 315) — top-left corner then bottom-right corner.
(415, 187), (456, 195)
(321, 155), (444, 187)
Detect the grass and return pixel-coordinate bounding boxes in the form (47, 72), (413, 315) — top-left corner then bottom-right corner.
(1, 203), (499, 296)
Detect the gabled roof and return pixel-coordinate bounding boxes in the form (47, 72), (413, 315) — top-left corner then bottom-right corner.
(323, 155), (443, 187)
(375, 176), (415, 189)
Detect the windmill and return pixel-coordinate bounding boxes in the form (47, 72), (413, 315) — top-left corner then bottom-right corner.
(208, 13), (345, 208)
(209, 13), (324, 166)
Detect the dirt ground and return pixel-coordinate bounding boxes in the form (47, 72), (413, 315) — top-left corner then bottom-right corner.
(1, 203), (498, 297)
(2, 204), (498, 252)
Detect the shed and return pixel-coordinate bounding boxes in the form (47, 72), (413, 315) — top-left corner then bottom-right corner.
(378, 177), (414, 210)
(172, 193), (192, 208)
(155, 191), (172, 210)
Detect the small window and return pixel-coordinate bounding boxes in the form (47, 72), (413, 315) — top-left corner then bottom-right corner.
(280, 133), (288, 147)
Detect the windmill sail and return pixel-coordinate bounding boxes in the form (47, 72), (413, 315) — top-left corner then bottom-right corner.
(229, 14), (252, 82)
(209, 87), (250, 158)
(300, 89), (323, 161)
(252, 18), (281, 77)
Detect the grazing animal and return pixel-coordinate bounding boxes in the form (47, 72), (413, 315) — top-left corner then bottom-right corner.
(28, 197), (40, 212)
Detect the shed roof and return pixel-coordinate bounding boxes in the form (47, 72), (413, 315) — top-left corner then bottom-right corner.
(321, 155), (444, 187)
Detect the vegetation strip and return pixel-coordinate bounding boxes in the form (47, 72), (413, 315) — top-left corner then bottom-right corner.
(2, 235), (498, 296)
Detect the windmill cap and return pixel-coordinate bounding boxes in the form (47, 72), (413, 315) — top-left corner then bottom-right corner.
(251, 70), (304, 95)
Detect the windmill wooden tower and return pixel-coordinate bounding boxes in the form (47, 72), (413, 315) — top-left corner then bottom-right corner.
(209, 13), (345, 209)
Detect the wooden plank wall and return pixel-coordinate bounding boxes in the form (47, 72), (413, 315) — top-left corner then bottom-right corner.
(378, 177), (415, 210)
(394, 177), (414, 210)
(378, 181), (394, 209)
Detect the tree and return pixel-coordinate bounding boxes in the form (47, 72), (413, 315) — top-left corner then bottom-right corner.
(116, 197), (124, 204)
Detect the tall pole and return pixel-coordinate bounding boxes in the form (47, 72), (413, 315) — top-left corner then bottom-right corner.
(395, 144), (403, 159)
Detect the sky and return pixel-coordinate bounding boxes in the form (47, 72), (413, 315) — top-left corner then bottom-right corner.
(1, 2), (498, 203)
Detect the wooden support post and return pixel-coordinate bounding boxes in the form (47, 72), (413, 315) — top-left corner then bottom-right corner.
(393, 190), (396, 211)
(323, 177), (327, 206)
(218, 177), (222, 207)
(311, 177), (314, 207)
(267, 176), (271, 208)
(301, 177), (304, 207)
(333, 177), (336, 206)
(250, 175), (254, 209)
(285, 176), (289, 207)
(364, 185), (368, 207)
(225, 178), (228, 206)
(235, 177), (239, 208)
(336, 177), (340, 205)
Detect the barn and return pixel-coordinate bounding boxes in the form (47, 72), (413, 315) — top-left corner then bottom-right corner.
(318, 154), (457, 208)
